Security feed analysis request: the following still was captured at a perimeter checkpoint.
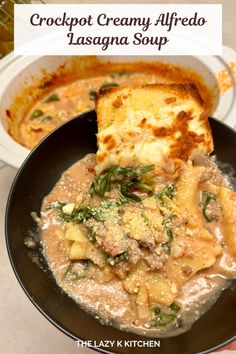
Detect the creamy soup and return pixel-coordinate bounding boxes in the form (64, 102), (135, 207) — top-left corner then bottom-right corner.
(13, 61), (214, 149)
(40, 153), (236, 337)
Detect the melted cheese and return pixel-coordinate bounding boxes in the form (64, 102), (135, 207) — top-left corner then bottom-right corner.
(96, 84), (213, 174)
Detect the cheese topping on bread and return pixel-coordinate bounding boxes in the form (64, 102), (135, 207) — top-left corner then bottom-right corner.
(96, 84), (213, 174)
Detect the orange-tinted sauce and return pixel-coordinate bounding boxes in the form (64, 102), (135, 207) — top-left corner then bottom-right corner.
(8, 60), (215, 149)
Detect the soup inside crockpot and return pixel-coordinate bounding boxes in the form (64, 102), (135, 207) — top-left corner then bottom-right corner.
(9, 60), (215, 149)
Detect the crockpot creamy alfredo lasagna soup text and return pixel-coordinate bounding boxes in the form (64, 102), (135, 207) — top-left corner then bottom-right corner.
(40, 84), (236, 337)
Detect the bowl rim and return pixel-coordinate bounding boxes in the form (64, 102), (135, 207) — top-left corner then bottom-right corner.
(5, 111), (236, 354)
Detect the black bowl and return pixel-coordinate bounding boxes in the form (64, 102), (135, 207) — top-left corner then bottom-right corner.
(5, 110), (236, 354)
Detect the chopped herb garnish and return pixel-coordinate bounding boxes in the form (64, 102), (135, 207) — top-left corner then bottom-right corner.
(90, 172), (112, 198)
(155, 183), (175, 206)
(149, 312), (177, 328)
(88, 89), (97, 101)
(162, 213), (174, 228)
(141, 212), (151, 226)
(30, 109), (44, 120)
(99, 82), (119, 93)
(106, 250), (129, 266)
(65, 205), (104, 223)
(120, 180), (153, 204)
(119, 181), (142, 203)
(152, 306), (161, 316)
(41, 115), (53, 123)
(169, 302), (181, 312)
(149, 302), (181, 328)
(100, 199), (118, 209)
(201, 191), (217, 222)
(46, 201), (66, 210)
(44, 93), (60, 103)
(63, 262), (73, 279)
(90, 165), (155, 198)
(63, 263), (86, 282)
(68, 273), (86, 282)
(134, 181), (153, 192)
(85, 226), (97, 243)
(47, 201), (104, 223)
(162, 242), (171, 254)
(162, 213), (174, 255)
(80, 259), (93, 268)
(110, 72), (131, 79)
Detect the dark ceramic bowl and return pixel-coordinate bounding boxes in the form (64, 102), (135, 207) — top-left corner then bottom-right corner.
(5, 110), (236, 354)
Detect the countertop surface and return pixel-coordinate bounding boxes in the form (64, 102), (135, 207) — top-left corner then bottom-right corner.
(0, 0), (236, 353)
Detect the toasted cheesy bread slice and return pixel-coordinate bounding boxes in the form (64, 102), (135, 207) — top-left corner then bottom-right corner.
(96, 84), (213, 174)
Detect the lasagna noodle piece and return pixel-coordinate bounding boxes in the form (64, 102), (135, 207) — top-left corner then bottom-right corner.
(95, 84), (213, 174)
